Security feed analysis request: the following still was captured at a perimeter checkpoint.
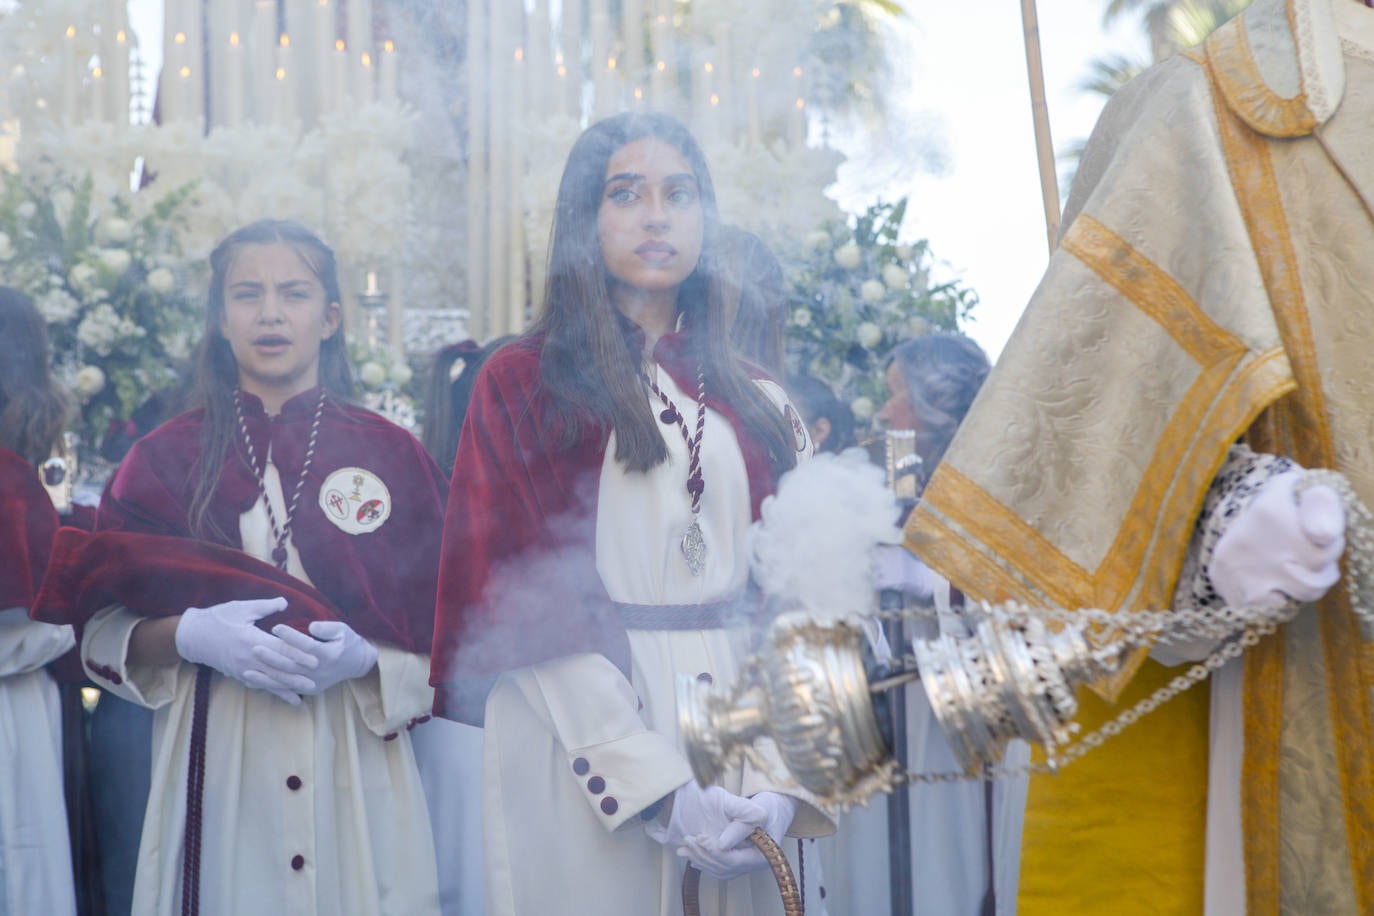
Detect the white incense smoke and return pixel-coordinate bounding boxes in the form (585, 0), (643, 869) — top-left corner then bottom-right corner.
(750, 449), (902, 617)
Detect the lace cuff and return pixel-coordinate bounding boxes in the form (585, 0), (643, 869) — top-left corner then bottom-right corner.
(1173, 443), (1296, 610)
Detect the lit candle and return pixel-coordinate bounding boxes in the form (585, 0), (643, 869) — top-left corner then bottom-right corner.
(332, 39), (351, 111)
(378, 38), (397, 102)
(790, 65), (806, 147)
(508, 44), (527, 332)
(275, 33), (296, 126)
(531, 0), (554, 119)
(712, 23), (733, 138)
(177, 62), (194, 125)
(224, 31), (245, 126)
(89, 65), (105, 122)
(487, 0), (509, 329)
(61, 25), (79, 124)
(282, 0), (316, 126)
(357, 50), (375, 104)
(105, 0), (130, 127)
(694, 56), (715, 145)
(747, 66), (761, 147)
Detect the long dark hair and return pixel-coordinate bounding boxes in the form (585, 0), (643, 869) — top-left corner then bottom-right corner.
(0, 288), (67, 466)
(533, 112), (795, 473)
(889, 333), (990, 469)
(423, 336), (512, 473)
(188, 220), (356, 540)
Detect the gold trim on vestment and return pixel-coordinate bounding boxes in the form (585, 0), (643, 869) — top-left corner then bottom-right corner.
(1204, 10), (1317, 138)
(1206, 32), (1374, 912)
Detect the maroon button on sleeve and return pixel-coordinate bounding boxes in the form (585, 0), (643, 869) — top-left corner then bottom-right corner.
(572, 757), (590, 776)
(587, 776), (605, 795)
(291, 855), (305, 871)
(286, 775), (302, 791)
(600, 796), (619, 816)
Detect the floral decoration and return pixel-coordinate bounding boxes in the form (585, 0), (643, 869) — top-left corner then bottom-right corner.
(0, 169), (204, 457)
(778, 198), (978, 431)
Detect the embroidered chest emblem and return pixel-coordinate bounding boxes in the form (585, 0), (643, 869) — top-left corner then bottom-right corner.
(319, 467), (392, 534)
(784, 403), (809, 452)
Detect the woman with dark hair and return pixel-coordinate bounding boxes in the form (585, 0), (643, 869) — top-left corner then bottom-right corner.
(0, 288), (78, 915)
(785, 373), (855, 454)
(77, 220), (446, 915)
(432, 113), (830, 915)
(421, 336), (513, 473)
(877, 332), (991, 479)
(720, 225), (787, 379)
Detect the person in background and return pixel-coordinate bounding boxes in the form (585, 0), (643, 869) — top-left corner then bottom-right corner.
(721, 225), (787, 379)
(73, 220), (446, 915)
(432, 112), (831, 915)
(0, 287), (78, 916)
(784, 372), (854, 454)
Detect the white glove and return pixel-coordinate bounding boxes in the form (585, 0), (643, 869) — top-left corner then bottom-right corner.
(269, 620), (379, 695)
(175, 597), (319, 704)
(645, 781), (765, 849)
(873, 545), (936, 602)
(677, 792), (797, 881)
(1209, 471), (1345, 608)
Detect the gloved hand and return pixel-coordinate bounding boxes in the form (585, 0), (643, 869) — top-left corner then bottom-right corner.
(175, 597), (318, 704)
(873, 545), (936, 602)
(644, 781), (766, 850)
(677, 792), (797, 881)
(269, 620), (379, 695)
(1209, 471), (1345, 608)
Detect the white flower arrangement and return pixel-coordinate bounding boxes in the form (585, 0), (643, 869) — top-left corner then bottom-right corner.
(778, 199), (979, 434)
(0, 171), (204, 456)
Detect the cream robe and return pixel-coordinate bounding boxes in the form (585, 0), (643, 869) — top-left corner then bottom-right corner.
(481, 373), (834, 916)
(81, 458), (440, 916)
(0, 606), (76, 916)
(906, 1), (1374, 912)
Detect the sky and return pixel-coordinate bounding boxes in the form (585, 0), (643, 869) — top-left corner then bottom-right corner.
(125, 0), (1150, 361)
(885, 2), (1149, 359)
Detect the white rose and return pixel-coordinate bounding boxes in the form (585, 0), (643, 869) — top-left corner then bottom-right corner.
(359, 361), (387, 388)
(51, 188), (75, 227)
(856, 321), (883, 349)
(147, 267), (176, 295)
(15, 201), (37, 220)
(850, 396), (875, 420)
(0, 232), (12, 261)
(882, 263), (907, 290)
(99, 248), (133, 274)
(389, 362), (414, 387)
(805, 230), (831, 252)
(907, 316), (930, 337)
(792, 307), (813, 328)
(834, 243), (862, 270)
(894, 243), (914, 261)
(69, 263), (97, 292)
(74, 365), (106, 399)
(860, 280), (885, 304)
(38, 289), (81, 323)
(100, 217), (133, 243)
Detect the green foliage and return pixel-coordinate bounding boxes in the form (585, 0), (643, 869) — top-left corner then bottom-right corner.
(0, 170), (205, 458)
(777, 198), (977, 430)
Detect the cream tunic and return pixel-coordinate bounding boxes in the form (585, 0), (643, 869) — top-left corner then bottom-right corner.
(81, 457), (440, 916)
(0, 606), (76, 916)
(481, 373), (833, 916)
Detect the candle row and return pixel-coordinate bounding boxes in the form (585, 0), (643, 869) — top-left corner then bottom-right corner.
(161, 0), (400, 131)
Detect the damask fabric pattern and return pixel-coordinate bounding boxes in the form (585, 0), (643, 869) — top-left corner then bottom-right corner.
(905, 0), (1374, 912)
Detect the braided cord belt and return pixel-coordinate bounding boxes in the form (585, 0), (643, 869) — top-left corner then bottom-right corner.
(681, 827), (802, 916)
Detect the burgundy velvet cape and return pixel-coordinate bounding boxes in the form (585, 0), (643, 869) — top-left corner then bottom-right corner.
(0, 446), (59, 611)
(32, 390), (448, 654)
(431, 330), (787, 721)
